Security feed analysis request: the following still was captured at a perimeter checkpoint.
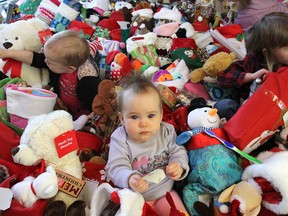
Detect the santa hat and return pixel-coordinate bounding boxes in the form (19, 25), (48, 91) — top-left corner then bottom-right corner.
(90, 183), (157, 216)
(215, 24), (243, 39)
(211, 24), (246, 60)
(192, 16), (209, 32)
(97, 18), (120, 31)
(242, 151), (288, 215)
(170, 38), (197, 51)
(154, 6), (182, 22)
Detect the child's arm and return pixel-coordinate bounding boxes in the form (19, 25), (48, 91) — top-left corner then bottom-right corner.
(165, 123), (190, 180)
(105, 128), (141, 189)
(217, 52), (264, 88)
(0, 48), (33, 65)
(243, 68), (269, 83)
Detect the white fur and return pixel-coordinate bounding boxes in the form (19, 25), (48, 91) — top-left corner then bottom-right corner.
(13, 110), (82, 178)
(0, 18), (50, 87)
(90, 183), (145, 216)
(11, 166), (58, 208)
(90, 183), (119, 216)
(12, 110), (83, 206)
(242, 151), (288, 214)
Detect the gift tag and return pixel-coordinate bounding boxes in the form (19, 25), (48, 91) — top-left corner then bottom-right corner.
(142, 169), (166, 184)
(54, 130), (79, 158)
(0, 187), (13, 210)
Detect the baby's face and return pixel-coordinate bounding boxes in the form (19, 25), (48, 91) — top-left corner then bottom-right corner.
(43, 45), (71, 74)
(119, 88), (163, 144)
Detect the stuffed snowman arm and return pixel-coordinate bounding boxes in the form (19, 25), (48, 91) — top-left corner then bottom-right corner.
(176, 131), (194, 145)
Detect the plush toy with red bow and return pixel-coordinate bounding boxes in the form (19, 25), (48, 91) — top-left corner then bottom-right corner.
(0, 18), (50, 88)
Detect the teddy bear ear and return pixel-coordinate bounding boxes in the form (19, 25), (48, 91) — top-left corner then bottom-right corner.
(46, 165), (56, 175)
(0, 24), (7, 31)
(26, 18), (49, 32)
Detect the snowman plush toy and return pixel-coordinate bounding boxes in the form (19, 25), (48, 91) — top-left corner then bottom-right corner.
(176, 98), (243, 216)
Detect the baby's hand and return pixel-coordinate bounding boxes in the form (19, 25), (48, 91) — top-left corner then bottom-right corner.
(244, 69), (269, 83)
(166, 162), (183, 180)
(128, 174), (149, 193)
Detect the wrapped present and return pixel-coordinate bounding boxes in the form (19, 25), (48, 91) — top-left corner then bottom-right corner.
(223, 67), (288, 153)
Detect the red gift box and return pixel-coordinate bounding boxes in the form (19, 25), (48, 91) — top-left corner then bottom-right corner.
(223, 67), (288, 153)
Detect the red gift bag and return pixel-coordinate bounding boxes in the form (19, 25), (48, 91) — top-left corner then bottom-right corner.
(223, 67), (288, 153)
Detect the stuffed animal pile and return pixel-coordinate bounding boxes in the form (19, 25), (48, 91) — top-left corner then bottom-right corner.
(1, 0), (288, 216)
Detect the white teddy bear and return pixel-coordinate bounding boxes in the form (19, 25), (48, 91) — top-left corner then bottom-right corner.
(11, 165), (58, 208)
(0, 18), (50, 87)
(11, 110), (83, 206)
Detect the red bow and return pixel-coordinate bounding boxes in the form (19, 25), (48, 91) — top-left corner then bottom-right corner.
(2, 58), (22, 78)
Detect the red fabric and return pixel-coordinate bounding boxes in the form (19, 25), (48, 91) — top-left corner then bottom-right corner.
(223, 67), (288, 153)
(186, 128), (227, 150)
(0, 122), (21, 162)
(192, 19), (209, 32)
(97, 18), (120, 31)
(2, 58), (22, 78)
(170, 38), (197, 51)
(231, 199), (241, 216)
(1, 160), (47, 216)
(215, 24), (243, 39)
(76, 131), (103, 152)
(166, 192), (186, 216)
(162, 112), (178, 132)
(172, 106), (190, 133)
(68, 20), (95, 39)
(254, 177), (282, 205)
(110, 11), (125, 22)
(110, 29), (122, 42)
(82, 161), (108, 184)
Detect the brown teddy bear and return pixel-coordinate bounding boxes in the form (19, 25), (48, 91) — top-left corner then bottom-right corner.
(189, 51), (236, 83)
(189, 51), (237, 101)
(92, 79), (119, 160)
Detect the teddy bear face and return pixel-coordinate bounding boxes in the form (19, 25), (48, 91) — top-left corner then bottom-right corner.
(12, 110), (77, 167)
(0, 18), (48, 52)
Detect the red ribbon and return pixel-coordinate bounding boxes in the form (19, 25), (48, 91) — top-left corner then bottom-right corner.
(2, 58), (22, 78)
